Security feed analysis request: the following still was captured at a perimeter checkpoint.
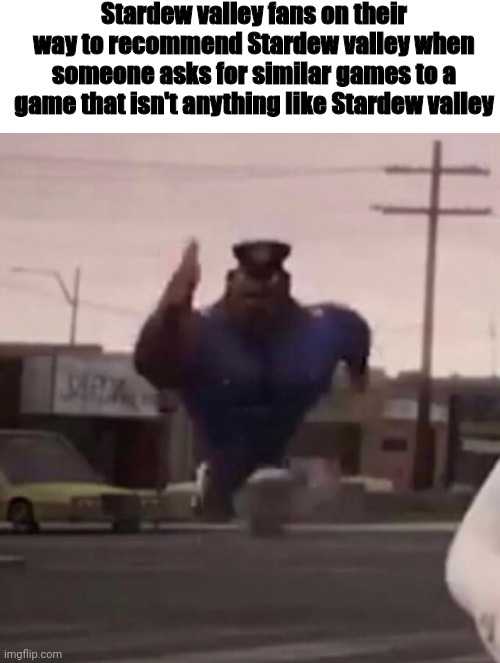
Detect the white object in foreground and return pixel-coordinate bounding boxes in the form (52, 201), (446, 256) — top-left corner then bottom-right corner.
(244, 468), (295, 536)
(446, 460), (500, 662)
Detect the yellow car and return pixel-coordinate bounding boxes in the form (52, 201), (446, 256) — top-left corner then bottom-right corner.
(0, 429), (168, 533)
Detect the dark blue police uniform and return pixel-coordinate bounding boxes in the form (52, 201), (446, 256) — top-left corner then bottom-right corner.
(181, 301), (370, 493)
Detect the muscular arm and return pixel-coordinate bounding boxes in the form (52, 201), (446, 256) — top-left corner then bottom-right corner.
(344, 309), (371, 392)
(134, 304), (199, 390)
(327, 303), (371, 392)
(134, 240), (201, 390)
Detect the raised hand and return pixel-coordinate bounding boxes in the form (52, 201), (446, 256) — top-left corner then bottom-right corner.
(161, 239), (201, 310)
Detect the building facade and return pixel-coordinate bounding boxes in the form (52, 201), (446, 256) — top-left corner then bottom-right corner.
(0, 344), (173, 488)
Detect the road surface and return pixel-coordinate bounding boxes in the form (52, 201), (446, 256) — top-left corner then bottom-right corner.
(0, 523), (487, 662)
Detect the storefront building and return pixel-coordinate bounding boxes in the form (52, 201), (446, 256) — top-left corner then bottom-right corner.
(18, 353), (169, 488)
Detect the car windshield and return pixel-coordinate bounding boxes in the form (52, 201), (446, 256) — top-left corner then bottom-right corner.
(0, 434), (100, 485)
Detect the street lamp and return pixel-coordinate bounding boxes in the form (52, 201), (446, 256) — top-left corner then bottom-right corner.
(11, 266), (81, 345)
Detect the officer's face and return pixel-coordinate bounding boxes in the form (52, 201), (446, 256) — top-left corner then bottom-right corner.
(225, 269), (290, 325)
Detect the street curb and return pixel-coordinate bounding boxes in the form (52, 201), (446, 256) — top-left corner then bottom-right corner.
(0, 555), (25, 569)
(158, 521), (460, 534)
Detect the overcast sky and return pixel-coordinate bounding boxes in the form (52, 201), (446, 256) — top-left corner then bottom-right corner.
(1, 133), (499, 377)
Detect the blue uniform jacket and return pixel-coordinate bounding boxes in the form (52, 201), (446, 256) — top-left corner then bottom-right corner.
(163, 302), (371, 461)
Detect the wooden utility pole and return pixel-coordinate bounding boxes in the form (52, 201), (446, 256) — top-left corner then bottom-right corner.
(373, 140), (491, 490)
(489, 315), (498, 378)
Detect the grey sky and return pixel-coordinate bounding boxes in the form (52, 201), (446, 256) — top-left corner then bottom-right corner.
(1, 133), (499, 376)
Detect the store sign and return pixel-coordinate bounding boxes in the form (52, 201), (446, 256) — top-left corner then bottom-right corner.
(22, 355), (159, 419)
(53, 356), (158, 418)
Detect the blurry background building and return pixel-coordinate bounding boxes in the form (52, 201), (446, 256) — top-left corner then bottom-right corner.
(2, 342), (500, 493)
(0, 344), (170, 489)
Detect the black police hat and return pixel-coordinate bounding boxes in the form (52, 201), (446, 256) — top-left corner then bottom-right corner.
(232, 240), (291, 278)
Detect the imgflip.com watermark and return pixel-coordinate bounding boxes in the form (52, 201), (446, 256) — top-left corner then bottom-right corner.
(3, 650), (62, 661)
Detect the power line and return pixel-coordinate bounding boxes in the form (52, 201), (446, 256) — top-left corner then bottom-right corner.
(79, 298), (143, 318)
(1, 279), (143, 319)
(373, 140), (492, 491)
(489, 315), (498, 378)
(0, 154), (384, 181)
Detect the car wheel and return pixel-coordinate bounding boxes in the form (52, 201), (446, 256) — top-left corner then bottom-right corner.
(8, 499), (40, 534)
(112, 518), (141, 534)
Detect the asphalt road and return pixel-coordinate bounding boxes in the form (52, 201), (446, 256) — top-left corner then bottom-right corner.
(0, 524), (489, 663)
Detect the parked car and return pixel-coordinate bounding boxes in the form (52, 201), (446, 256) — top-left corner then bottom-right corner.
(0, 429), (169, 533)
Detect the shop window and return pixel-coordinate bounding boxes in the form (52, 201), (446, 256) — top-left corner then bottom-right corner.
(382, 437), (407, 452)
